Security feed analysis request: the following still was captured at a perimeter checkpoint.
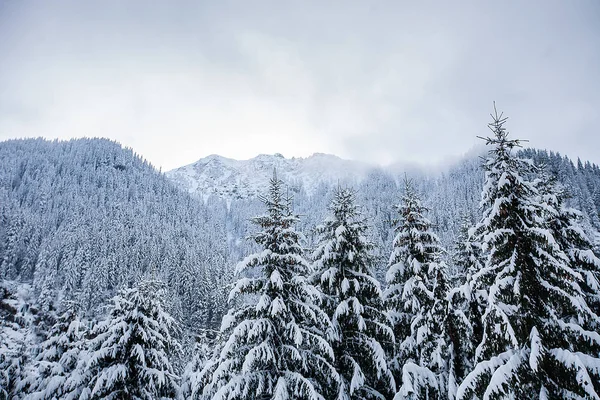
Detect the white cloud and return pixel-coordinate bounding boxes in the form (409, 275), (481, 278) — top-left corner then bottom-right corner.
(0, 0), (599, 169)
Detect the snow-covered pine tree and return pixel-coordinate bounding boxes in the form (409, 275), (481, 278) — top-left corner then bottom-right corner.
(539, 175), (600, 327)
(20, 299), (84, 399)
(450, 214), (482, 287)
(0, 283), (29, 400)
(198, 172), (337, 400)
(77, 277), (180, 400)
(457, 107), (600, 399)
(445, 289), (473, 400)
(179, 339), (215, 400)
(313, 187), (395, 400)
(185, 336), (224, 400)
(0, 212), (23, 281)
(447, 214), (484, 394)
(383, 178), (451, 400)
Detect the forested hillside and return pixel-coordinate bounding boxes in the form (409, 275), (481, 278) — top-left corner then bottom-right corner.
(1, 131), (600, 399)
(2, 138), (599, 332)
(200, 147), (600, 280)
(0, 138), (230, 330)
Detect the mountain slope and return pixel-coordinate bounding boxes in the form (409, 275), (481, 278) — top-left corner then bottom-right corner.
(166, 153), (373, 200)
(167, 150), (600, 255)
(0, 138), (230, 331)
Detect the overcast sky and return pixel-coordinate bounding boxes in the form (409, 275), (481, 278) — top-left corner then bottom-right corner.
(1, 0), (599, 170)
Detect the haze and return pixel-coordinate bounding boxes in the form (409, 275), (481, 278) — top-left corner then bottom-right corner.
(1, 0), (599, 170)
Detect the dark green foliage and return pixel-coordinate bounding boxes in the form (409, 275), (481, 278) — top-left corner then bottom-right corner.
(384, 179), (451, 399)
(458, 107), (600, 399)
(197, 173), (337, 400)
(81, 278), (180, 400)
(313, 188), (395, 400)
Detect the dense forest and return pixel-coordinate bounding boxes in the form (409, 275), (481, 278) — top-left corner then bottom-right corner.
(1, 111), (600, 399)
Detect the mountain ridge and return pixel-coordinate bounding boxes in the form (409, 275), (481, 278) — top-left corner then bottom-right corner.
(166, 152), (378, 201)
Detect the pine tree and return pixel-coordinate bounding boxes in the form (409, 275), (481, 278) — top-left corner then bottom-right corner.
(447, 215), (484, 394)
(0, 283), (29, 400)
(450, 214), (483, 287)
(540, 176), (600, 326)
(0, 212), (22, 281)
(198, 172), (337, 400)
(179, 339), (215, 400)
(445, 291), (473, 400)
(384, 178), (451, 399)
(457, 107), (600, 399)
(20, 300), (84, 399)
(313, 187), (395, 400)
(78, 277), (181, 400)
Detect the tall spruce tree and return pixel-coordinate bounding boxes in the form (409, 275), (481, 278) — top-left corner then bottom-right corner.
(20, 300), (84, 400)
(77, 277), (180, 400)
(313, 187), (395, 400)
(447, 215), (483, 395)
(179, 338), (217, 400)
(0, 283), (30, 400)
(450, 214), (483, 287)
(384, 178), (451, 399)
(540, 177), (600, 323)
(198, 172), (337, 400)
(457, 107), (600, 399)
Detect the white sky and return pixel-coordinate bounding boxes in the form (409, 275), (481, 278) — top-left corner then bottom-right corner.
(1, 0), (599, 170)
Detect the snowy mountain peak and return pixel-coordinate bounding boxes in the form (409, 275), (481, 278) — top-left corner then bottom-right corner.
(166, 153), (374, 200)
(310, 152), (340, 159)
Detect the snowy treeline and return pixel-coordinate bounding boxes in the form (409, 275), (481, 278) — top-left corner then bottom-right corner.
(220, 146), (600, 282)
(1, 108), (600, 399)
(181, 109), (600, 399)
(0, 138), (231, 332)
(1, 276), (181, 399)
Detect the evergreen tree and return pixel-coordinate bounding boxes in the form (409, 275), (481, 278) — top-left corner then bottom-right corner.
(457, 107), (600, 399)
(77, 277), (180, 400)
(0, 212), (23, 281)
(384, 179), (451, 399)
(179, 339), (216, 400)
(198, 172), (337, 400)
(313, 187), (395, 400)
(445, 290), (473, 400)
(20, 300), (84, 399)
(450, 214), (482, 287)
(0, 137), (230, 338)
(0, 283), (29, 400)
(540, 177), (600, 325)
(447, 214), (484, 394)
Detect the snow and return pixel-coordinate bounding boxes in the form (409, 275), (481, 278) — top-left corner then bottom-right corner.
(270, 269), (284, 290)
(349, 357), (365, 396)
(482, 350), (524, 400)
(529, 327), (542, 372)
(549, 348), (600, 399)
(166, 153), (373, 200)
(270, 297), (286, 316)
(396, 362), (438, 400)
(3, 136), (600, 400)
(456, 350), (513, 400)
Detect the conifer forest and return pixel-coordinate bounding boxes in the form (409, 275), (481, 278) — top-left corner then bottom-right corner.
(1, 107), (600, 399)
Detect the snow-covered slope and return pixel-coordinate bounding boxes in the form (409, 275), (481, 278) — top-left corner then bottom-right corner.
(166, 153), (374, 200)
